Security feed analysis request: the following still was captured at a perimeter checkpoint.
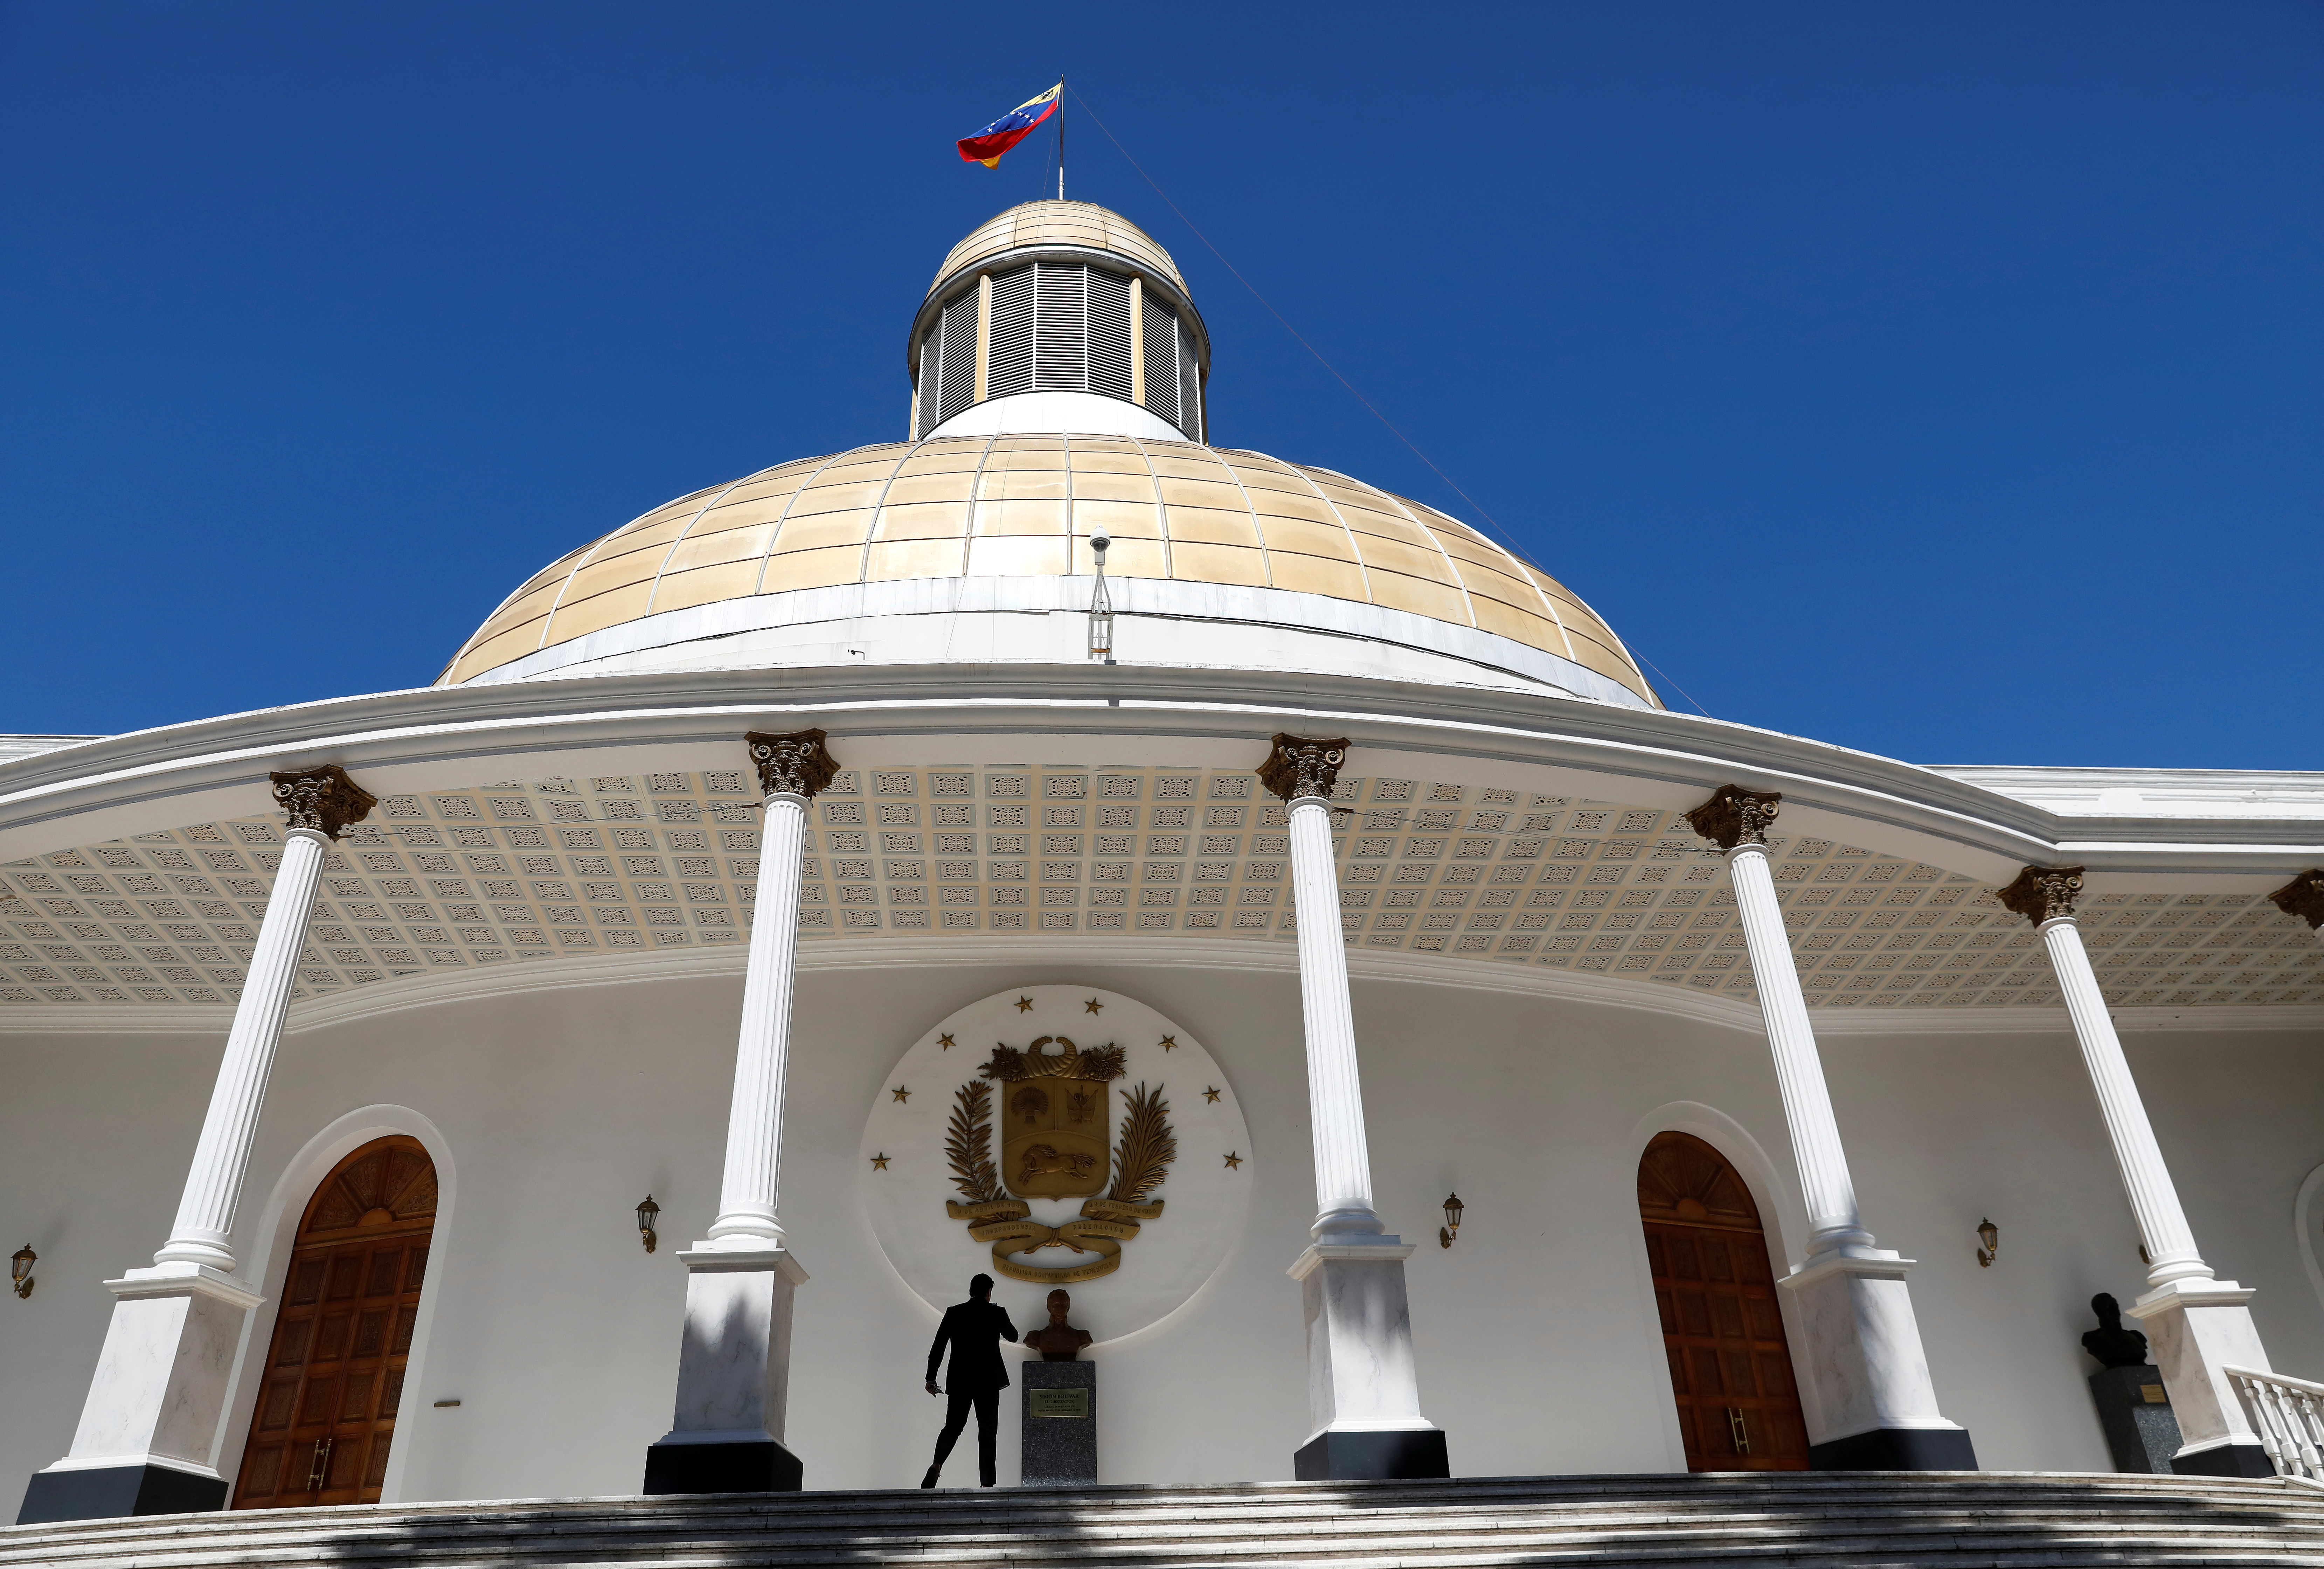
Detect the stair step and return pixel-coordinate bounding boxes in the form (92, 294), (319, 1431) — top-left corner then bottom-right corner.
(11, 1475), (2324, 1569)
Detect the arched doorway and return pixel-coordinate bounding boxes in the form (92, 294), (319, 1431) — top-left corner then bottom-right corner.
(232, 1135), (437, 1508)
(1637, 1130), (1808, 1470)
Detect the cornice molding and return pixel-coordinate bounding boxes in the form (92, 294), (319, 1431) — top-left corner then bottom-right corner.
(0, 938), (2315, 1040)
(1, 662), (2319, 884)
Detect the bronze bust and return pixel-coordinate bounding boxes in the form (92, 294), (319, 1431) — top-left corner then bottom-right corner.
(2082, 1292), (2151, 1369)
(1021, 1288), (1092, 1361)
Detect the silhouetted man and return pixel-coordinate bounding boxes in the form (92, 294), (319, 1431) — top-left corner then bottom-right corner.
(922, 1272), (1018, 1487)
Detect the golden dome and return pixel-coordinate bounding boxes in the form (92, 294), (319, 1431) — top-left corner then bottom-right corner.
(439, 434), (1657, 706)
(928, 200), (1187, 304)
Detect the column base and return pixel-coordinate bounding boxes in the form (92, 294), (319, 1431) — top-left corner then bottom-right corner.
(2127, 1279), (2274, 1468)
(1293, 1428), (1449, 1481)
(17, 1461), (228, 1524)
(2170, 1439), (2276, 1478)
(1808, 1426), (1978, 1471)
(641, 1436), (802, 1495)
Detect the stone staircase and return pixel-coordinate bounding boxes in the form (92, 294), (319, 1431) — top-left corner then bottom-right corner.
(8, 1472), (2324, 1569)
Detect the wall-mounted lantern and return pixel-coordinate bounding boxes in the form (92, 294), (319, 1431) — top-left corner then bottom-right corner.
(1976, 1217), (1999, 1269)
(637, 1196), (661, 1254)
(1439, 1193), (1464, 1249)
(10, 1245), (33, 1299)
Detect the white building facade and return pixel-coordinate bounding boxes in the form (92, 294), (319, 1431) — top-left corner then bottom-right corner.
(6, 202), (2323, 1523)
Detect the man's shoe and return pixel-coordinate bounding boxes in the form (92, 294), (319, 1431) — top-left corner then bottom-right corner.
(921, 1466), (941, 1489)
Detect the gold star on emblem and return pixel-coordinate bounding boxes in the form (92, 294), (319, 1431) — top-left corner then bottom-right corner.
(870, 1153), (890, 1170)
(891, 1086), (911, 1103)
(1223, 1152), (1243, 1170)
(938, 1033), (955, 1050)
(1159, 1035), (1177, 1051)
(1203, 1086), (1222, 1103)
(1015, 996), (1035, 1012)
(1084, 997), (1104, 1014)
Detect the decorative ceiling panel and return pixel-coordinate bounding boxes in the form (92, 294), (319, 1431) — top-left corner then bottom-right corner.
(3, 768), (2319, 1012)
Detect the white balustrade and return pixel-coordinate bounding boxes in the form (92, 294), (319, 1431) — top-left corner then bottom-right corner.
(2227, 1366), (2323, 1481)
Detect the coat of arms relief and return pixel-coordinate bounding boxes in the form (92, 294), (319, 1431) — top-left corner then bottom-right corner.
(945, 1035), (1177, 1284)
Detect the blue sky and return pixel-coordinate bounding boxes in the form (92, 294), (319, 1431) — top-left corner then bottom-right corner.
(3, 2), (2318, 767)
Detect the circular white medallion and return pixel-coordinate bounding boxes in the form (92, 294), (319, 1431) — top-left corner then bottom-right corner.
(860, 984), (1253, 1347)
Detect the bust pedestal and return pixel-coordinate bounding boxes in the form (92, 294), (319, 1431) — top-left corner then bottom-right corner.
(2089, 1365), (2181, 1474)
(1021, 1362), (1096, 1485)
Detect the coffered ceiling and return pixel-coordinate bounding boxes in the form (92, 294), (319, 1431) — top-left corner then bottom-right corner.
(5, 765), (2318, 1016)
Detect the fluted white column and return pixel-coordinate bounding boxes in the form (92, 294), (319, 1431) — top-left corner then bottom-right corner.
(26, 766), (374, 1522)
(1261, 734), (1443, 1481)
(1287, 791), (1380, 1238)
(1727, 842), (1874, 1257)
(1685, 784), (1969, 1469)
(2046, 916), (2208, 1284)
(2007, 864), (2273, 1474)
(649, 729), (831, 1495)
(155, 827), (327, 1271)
(707, 790), (807, 1242)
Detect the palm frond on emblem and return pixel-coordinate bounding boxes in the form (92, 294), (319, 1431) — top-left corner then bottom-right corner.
(946, 1080), (1004, 1204)
(1106, 1083), (1176, 1205)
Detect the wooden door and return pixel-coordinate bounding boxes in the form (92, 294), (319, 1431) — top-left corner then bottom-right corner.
(1637, 1131), (1809, 1470)
(233, 1135), (437, 1508)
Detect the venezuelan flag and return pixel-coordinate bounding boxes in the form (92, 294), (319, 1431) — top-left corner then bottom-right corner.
(957, 84), (1060, 168)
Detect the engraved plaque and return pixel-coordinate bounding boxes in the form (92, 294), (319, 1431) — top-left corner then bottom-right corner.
(1029, 1387), (1089, 1419)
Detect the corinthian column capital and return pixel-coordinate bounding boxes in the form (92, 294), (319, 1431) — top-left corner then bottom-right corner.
(2269, 869), (2324, 931)
(1998, 864), (2086, 926)
(1683, 783), (1782, 850)
(1257, 733), (1351, 803)
(268, 765), (377, 841)
(744, 729), (839, 799)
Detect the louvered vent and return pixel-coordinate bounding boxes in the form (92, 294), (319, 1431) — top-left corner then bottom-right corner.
(1032, 263), (1088, 392)
(1141, 293), (1180, 431)
(986, 265), (1036, 398)
(915, 330), (940, 438)
(918, 260), (1202, 440)
(937, 289), (979, 427)
(1177, 318), (1203, 442)
(1087, 270), (1133, 400)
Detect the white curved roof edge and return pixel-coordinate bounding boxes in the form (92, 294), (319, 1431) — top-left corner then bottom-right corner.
(1929, 765), (2324, 821)
(457, 574), (1656, 712)
(1, 662), (2318, 888)
(0, 735), (103, 765)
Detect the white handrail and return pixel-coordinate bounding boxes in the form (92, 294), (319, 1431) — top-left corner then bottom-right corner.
(2226, 1366), (2324, 1480)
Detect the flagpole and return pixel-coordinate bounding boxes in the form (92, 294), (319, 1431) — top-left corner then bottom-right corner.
(1057, 76), (1065, 201)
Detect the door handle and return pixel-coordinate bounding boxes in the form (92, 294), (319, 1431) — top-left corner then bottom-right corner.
(307, 1437), (333, 1491)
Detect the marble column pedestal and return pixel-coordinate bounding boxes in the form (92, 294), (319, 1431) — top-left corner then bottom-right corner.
(2129, 1280), (2276, 1477)
(16, 1266), (263, 1524)
(1290, 1242), (1448, 1480)
(1021, 1362), (1097, 1485)
(1782, 1251), (1977, 1471)
(642, 1244), (806, 1494)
